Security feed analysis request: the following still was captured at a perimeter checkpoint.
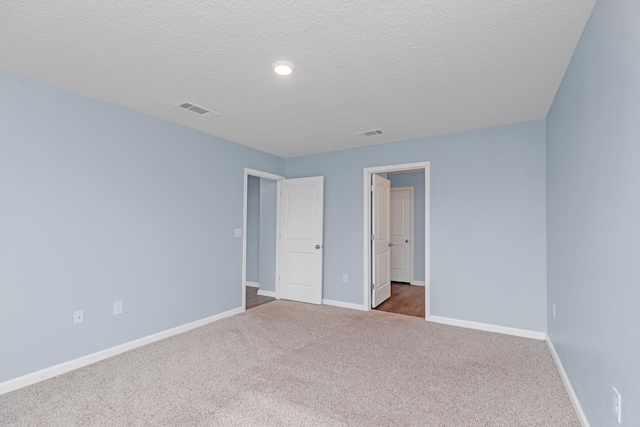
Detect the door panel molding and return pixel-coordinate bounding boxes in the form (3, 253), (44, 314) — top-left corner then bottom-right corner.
(277, 176), (324, 305)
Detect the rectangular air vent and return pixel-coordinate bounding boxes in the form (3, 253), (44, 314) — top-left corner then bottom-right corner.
(356, 129), (383, 138)
(175, 102), (221, 118)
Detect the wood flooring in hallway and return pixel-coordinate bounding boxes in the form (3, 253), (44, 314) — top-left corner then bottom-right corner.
(247, 282), (424, 317)
(374, 282), (425, 318)
(246, 286), (275, 309)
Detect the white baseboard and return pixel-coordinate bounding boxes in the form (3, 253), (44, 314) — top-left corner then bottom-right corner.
(428, 315), (546, 340)
(0, 306), (244, 396)
(322, 299), (367, 311)
(410, 280), (425, 286)
(546, 338), (590, 427)
(257, 289), (276, 297)
(245, 281), (259, 288)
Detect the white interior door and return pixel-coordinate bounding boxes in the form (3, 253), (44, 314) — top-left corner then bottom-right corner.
(372, 174), (391, 308)
(278, 176), (324, 305)
(390, 187), (412, 283)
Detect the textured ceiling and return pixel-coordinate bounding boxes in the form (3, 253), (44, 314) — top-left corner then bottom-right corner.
(0, 1), (595, 158)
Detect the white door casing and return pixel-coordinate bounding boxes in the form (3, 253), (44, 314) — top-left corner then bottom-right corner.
(390, 187), (413, 283)
(372, 174), (391, 308)
(278, 176), (324, 305)
(363, 161), (430, 319)
(242, 168), (284, 311)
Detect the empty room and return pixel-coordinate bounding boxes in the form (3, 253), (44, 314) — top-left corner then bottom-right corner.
(1, 1), (638, 426)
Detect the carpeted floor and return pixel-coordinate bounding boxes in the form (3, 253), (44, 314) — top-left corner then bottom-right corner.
(0, 300), (579, 426)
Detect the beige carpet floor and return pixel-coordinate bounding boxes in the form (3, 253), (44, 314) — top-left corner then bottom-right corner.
(1, 300), (579, 426)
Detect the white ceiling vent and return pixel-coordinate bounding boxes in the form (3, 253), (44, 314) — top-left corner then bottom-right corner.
(175, 102), (221, 118)
(356, 129), (383, 138)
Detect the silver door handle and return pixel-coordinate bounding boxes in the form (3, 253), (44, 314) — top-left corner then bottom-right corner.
(405, 239), (410, 243)
(388, 242), (393, 247)
(315, 244), (321, 249)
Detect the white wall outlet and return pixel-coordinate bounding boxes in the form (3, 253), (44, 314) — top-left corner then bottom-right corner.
(613, 386), (622, 424)
(113, 300), (124, 315)
(342, 274), (348, 283)
(73, 310), (84, 324)
(234, 228), (242, 238)
(553, 304), (556, 319)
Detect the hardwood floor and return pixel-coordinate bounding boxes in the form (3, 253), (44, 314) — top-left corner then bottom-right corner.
(246, 283), (423, 317)
(374, 282), (425, 318)
(246, 286), (275, 309)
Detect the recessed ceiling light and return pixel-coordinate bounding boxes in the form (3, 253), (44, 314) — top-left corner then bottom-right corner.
(272, 60), (294, 76)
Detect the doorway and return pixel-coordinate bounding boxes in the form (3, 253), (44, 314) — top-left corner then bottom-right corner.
(363, 162), (430, 319)
(242, 168), (284, 310)
(242, 169), (325, 309)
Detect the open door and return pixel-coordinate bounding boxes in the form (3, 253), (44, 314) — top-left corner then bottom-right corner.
(372, 174), (391, 308)
(278, 176), (324, 305)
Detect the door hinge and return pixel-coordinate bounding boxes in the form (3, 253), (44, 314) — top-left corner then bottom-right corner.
(371, 282), (375, 290)
(370, 233), (374, 240)
(370, 185), (374, 192)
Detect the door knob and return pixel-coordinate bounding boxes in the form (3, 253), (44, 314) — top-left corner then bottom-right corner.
(315, 244), (321, 249)
(405, 239), (410, 243)
(388, 242), (393, 247)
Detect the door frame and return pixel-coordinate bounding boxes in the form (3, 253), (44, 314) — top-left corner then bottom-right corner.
(242, 168), (285, 311)
(363, 162), (430, 319)
(390, 186), (414, 284)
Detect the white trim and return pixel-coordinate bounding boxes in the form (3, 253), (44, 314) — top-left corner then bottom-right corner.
(428, 315), (546, 340)
(257, 289), (276, 298)
(244, 168), (285, 182)
(410, 280), (425, 286)
(363, 162), (430, 319)
(424, 165), (431, 319)
(245, 281), (259, 288)
(322, 299), (367, 311)
(242, 168), (285, 311)
(424, 283), (431, 318)
(0, 306), (244, 396)
(546, 338), (591, 427)
(275, 180), (282, 300)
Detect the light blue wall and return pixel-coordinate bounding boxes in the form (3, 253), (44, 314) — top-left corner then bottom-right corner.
(546, 1), (640, 425)
(246, 176), (260, 283)
(0, 69), (285, 382)
(0, 67), (550, 384)
(258, 179), (277, 292)
(388, 171), (425, 282)
(286, 120), (547, 331)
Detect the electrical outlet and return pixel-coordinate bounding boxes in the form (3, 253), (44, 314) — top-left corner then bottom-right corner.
(613, 386), (622, 424)
(553, 304), (556, 319)
(342, 274), (348, 283)
(73, 310), (84, 324)
(113, 300), (124, 315)
(234, 228), (242, 238)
